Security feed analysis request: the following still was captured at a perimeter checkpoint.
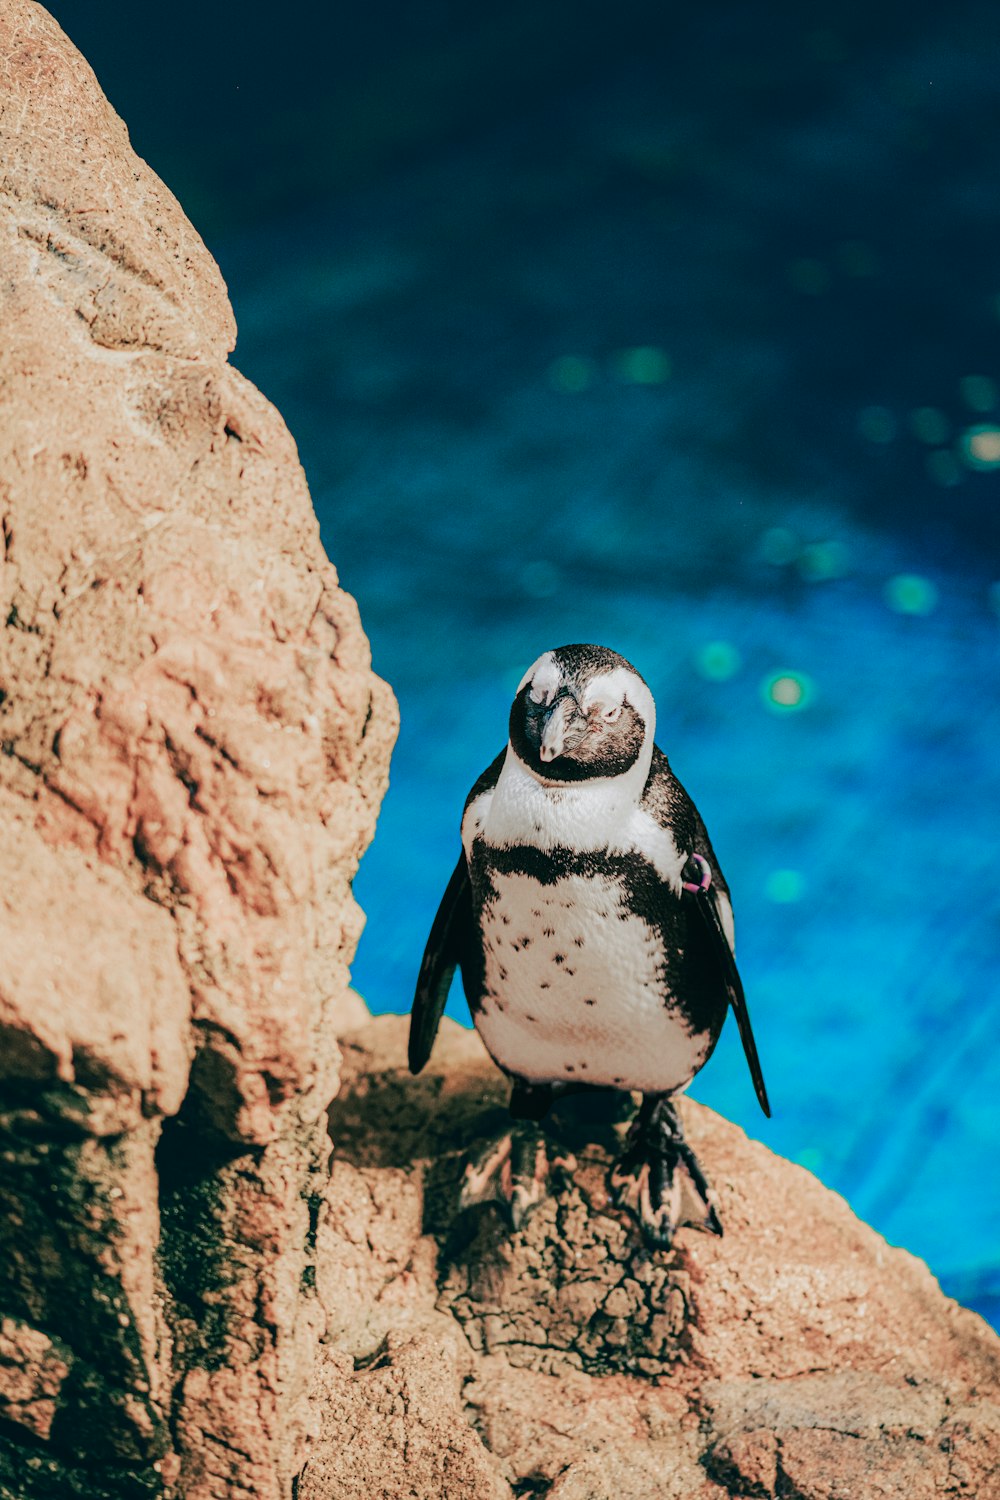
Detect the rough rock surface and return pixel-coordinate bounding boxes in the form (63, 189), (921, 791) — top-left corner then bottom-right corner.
(4, 6), (1000, 1500)
(310, 1016), (1000, 1500)
(0, 4), (396, 1496)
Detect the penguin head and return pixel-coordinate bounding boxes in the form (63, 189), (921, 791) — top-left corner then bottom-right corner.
(508, 644), (656, 784)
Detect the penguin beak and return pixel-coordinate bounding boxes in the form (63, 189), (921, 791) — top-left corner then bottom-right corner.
(539, 695), (580, 762)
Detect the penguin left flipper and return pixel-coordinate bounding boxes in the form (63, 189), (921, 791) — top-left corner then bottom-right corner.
(684, 865), (771, 1118)
(409, 852), (473, 1074)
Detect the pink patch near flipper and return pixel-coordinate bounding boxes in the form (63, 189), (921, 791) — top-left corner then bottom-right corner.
(681, 852), (712, 894)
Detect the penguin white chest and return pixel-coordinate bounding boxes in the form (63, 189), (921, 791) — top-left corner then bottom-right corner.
(473, 865), (708, 1095)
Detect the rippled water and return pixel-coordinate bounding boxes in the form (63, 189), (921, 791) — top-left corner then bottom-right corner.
(219, 30), (1000, 1327)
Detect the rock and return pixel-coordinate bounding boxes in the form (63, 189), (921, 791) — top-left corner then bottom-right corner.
(0, 1318), (72, 1443)
(301, 1325), (510, 1500)
(4, 6), (999, 1499)
(0, 3), (396, 1496)
(311, 1016), (1000, 1499)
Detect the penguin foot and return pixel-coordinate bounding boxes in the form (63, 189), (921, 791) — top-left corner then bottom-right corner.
(609, 1095), (722, 1249)
(459, 1126), (576, 1231)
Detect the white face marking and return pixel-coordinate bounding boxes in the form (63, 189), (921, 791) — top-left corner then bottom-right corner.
(473, 869), (710, 1093)
(519, 652), (561, 706)
(509, 663), (657, 792)
(581, 667), (656, 740)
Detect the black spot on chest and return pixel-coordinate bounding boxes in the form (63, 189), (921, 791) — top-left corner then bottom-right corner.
(470, 840), (728, 1039)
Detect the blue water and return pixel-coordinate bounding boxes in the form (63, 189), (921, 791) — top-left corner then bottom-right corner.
(219, 39), (1000, 1328)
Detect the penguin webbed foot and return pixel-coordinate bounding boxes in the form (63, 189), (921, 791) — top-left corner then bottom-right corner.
(459, 1125), (576, 1230)
(609, 1095), (722, 1249)
(459, 1082), (575, 1231)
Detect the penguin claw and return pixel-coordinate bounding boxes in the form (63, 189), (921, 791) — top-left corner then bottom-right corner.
(509, 1183), (538, 1231)
(609, 1099), (722, 1249)
(459, 1134), (514, 1213)
(460, 1127), (572, 1231)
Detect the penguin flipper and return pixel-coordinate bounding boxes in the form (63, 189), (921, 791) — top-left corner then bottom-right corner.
(690, 884), (771, 1118)
(409, 852), (473, 1074)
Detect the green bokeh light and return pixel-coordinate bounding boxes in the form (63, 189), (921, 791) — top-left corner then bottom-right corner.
(609, 345), (671, 385)
(547, 354), (597, 393)
(694, 640), (742, 681)
(799, 539), (849, 581)
(759, 526), (798, 565)
(908, 406), (951, 445)
(961, 424), (1000, 471)
(761, 670), (814, 713)
(884, 573), (938, 616)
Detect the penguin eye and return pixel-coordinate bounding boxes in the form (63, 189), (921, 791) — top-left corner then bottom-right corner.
(602, 703), (623, 724)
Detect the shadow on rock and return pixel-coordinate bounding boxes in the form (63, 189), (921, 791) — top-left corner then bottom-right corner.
(328, 1018), (706, 1381)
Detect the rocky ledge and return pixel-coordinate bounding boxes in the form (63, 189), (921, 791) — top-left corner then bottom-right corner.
(305, 1015), (1000, 1499)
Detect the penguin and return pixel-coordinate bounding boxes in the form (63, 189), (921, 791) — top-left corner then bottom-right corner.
(408, 643), (769, 1247)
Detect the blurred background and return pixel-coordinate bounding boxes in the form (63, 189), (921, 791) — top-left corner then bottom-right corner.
(49, 1), (999, 1324)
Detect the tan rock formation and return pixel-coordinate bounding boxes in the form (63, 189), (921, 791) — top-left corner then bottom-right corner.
(3, 6), (999, 1500)
(0, 3), (396, 1495)
(310, 1016), (1000, 1500)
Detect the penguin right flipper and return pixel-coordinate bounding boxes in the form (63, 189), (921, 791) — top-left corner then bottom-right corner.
(689, 880), (771, 1118)
(409, 852), (474, 1074)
